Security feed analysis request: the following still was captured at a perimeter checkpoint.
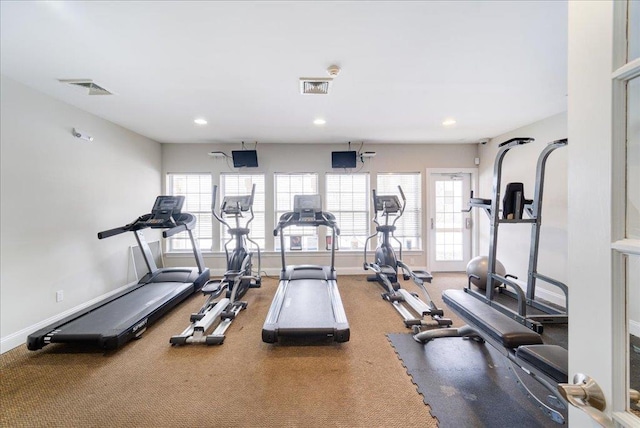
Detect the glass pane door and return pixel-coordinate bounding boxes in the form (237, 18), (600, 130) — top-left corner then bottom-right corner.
(429, 172), (472, 271)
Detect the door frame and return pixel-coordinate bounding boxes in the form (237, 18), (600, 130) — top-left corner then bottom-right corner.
(425, 168), (478, 272)
(568, 1), (640, 426)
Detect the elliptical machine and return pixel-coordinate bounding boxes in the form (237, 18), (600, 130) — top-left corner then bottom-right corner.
(365, 187), (405, 288)
(171, 184), (261, 345)
(364, 186), (452, 329)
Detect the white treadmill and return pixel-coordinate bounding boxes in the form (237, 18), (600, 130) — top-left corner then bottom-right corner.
(262, 195), (350, 343)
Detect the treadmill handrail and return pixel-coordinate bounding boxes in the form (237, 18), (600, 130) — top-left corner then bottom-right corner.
(98, 210), (198, 240)
(98, 226), (129, 239)
(163, 223), (187, 238)
(274, 210), (340, 273)
(97, 214), (153, 239)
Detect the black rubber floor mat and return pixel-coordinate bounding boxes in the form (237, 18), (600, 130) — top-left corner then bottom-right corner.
(388, 333), (561, 427)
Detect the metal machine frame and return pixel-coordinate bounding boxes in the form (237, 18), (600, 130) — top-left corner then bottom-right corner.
(464, 138), (568, 333)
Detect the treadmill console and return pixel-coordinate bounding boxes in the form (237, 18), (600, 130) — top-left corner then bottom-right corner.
(149, 196), (185, 225)
(294, 194), (322, 222)
(374, 195), (401, 214)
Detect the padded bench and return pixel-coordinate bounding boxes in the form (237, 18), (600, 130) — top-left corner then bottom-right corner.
(415, 288), (569, 424)
(516, 344), (568, 384)
(441, 289), (567, 380)
(442, 289), (543, 349)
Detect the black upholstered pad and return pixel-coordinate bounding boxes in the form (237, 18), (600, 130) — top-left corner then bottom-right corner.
(443, 289), (543, 349)
(516, 344), (568, 383)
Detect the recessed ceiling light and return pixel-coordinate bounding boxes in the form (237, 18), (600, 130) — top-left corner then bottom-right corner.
(442, 118), (456, 127)
(194, 118), (208, 125)
(313, 118), (326, 125)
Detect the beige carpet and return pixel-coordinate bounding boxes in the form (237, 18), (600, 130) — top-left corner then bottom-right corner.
(1, 273), (466, 428)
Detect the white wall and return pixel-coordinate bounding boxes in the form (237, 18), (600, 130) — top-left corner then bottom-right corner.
(477, 112), (567, 305)
(162, 142), (478, 273)
(0, 75), (162, 352)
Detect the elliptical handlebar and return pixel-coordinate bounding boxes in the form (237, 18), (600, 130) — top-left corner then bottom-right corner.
(245, 184), (256, 229)
(393, 185), (406, 228)
(211, 185), (229, 229)
(371, 189), (380, 227)
(397, 185), (406, 206)
(498, 137), (535, 148)
(248, 182), (256, 208)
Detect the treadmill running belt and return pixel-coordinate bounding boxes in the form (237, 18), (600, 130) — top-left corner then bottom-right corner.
(51, 282), (193, 339)
(276, 279), (335, 329)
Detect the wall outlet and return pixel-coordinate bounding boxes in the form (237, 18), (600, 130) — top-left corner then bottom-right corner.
(56, 290), (64, 302)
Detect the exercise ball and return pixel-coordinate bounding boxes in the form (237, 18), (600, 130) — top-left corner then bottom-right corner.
(466, 256), (506, 290)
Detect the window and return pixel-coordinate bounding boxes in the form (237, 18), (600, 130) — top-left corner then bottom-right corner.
(610, 2), (640, 421)
(166, 173), (212, 251)
(274, 173), (318, 250)
(220, 174), (265, 250)
(433, 178), (463, 260)
(325, 173), (369, 250)
(377, 173), (422, 250)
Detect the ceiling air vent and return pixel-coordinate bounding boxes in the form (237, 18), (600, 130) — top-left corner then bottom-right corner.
(299, 77), (333, 95)
(58, 79), (113, 95)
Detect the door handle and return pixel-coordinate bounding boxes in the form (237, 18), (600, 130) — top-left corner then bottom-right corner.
(558, 374), (613, 427)
(631, 388), (640, 407)
(431, 218), (434, 230)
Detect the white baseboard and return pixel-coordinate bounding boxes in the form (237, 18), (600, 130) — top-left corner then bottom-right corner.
(1, 281), (137, 354)
(511, 278), (567, 309)
(534, 286), (567, 308)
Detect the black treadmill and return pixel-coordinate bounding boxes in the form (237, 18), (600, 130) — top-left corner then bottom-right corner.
(262, 195), (350, 343)
(27, 196), (210, 351)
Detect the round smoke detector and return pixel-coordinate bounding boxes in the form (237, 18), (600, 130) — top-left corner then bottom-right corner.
(327, 65), (341, 77)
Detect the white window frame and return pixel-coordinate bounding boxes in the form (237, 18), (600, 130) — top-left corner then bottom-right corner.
(274, 173), (319, 251)
(325, 173), (370, 251)
(165, 173), (212, 252)
(377, 173), (422, 251)
(611, 1), (640, 424)
(219, 173), (265, 251)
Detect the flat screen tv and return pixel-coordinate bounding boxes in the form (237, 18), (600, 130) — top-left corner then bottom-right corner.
(331, 151), (357, 168)
(232, 150), (258, 168)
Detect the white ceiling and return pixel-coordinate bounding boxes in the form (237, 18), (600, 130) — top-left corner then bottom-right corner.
(0, 1), (567, 145)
